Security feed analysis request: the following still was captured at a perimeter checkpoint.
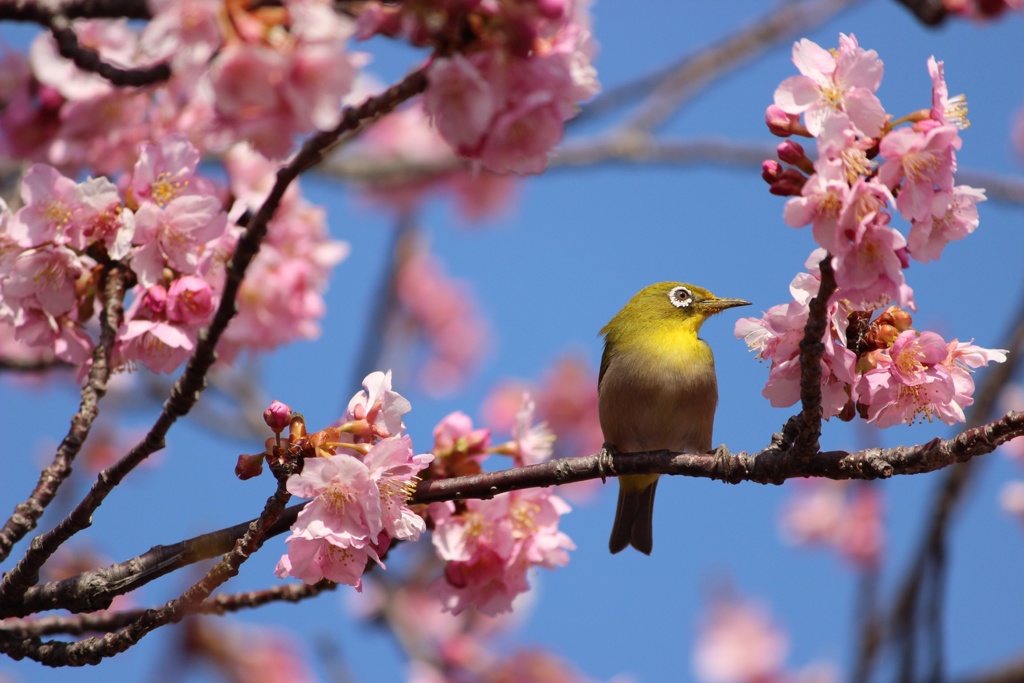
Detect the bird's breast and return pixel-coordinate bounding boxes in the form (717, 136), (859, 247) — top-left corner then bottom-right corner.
(598, 332), (718, 454)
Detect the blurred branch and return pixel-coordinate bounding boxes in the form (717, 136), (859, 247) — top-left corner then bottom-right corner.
(0, 267), (125, 568)
(0, 0), (151, 22)
(619, 0), (862, 132)
(892, 0), (948, 26)
(325, 136), (1024, 206)
(7, 407), (1024, 618)
(878, 292), (1024, 682)
(954, 656), (1024, 683)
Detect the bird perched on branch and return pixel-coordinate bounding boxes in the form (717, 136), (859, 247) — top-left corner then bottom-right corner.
(599, 282), (750, 555)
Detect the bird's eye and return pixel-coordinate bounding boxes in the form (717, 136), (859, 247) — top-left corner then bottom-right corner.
(668, 286), (693, 308)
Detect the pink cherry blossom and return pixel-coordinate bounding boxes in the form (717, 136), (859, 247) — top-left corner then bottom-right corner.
(274, 533), (383, 589)
(855, 330), (955, 427)
(13, 164), (83, 248)
(877, 122), (961, 223)
(830, 213), (914, 311)
(165, 275), (215, 326)
(432, 411), (491, 460)
(940, 338), (1008, 422)
(13, 309), (93, 365)
(363, 436), (433, 540)
(735, 269), (856, 418)
(217, 144), (348, 361)
(509, 394), (555, 466)
(115, 318), (195, 373)
(773, 34), (885, 138)
(130, 194), (227, 287)
(907, 185), (985, 263)
(343, 370), (412, 441)
(430, 487), (573, 615)
(263, 400), (292, 433)
(130, 134), (211, 208)
(395, 250), (490, 395)
(928, 56), (969, 130)
(1, 246), (86, 317)
(693, 596), (789, 683)
(287, 453), (381, 542)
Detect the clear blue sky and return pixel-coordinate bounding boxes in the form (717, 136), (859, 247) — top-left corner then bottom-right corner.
(2, 2), (1024, 682)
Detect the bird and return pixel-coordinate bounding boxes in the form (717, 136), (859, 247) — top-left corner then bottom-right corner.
(599, 282), (750, 555)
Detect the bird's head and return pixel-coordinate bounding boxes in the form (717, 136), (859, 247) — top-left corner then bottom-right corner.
(602, 282), (751, 338)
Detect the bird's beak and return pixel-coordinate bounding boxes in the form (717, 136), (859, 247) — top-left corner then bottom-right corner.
(699, 297), (752, 313)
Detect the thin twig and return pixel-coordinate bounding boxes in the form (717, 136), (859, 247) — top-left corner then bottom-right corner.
(792, 255), (837, 459)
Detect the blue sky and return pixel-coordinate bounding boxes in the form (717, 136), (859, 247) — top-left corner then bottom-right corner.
(2, 1), (1024, 682)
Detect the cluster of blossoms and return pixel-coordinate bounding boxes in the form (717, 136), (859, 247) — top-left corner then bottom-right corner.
(693, 594), (835, 683)
(426, 401), (574, 615)
(273, 372), (432, 588)
(1, 0), (598, 176)
(395, 245), (491, 395)
(740, 35), (1006, 426)
(271, 374), (574, 607)
(0, 135), (344, 375)
(344, 99), (518, 220)
(359, 0), (599, 173)
(2, 0), (359, 168)
(779, 480), (883, 570)
(354, 581), (603, 683)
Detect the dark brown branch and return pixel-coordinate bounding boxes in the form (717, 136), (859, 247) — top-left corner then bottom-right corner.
(791, 255), (837, 460)
(892, 0), (948, 26)
(0, 65), (430, 609)
(7, 409), (1023, 619)
(0, 267), (125, 565)
(0, 0), (151, 22)
(49, 17), (171, 87)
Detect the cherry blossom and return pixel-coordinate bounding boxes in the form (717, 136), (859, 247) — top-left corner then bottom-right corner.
(773, 34), (885, 138)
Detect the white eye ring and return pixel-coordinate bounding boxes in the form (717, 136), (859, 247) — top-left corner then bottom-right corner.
(668, 286), (693, 308)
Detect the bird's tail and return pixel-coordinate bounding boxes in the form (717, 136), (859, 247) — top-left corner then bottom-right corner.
(608, 474), (659, 555)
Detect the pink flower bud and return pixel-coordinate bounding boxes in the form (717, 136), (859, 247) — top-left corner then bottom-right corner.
(761, 159), (783, 184)
(765, 104), (799, 137)
(235, 453), (265, 480)
(776, 140), (807, 166)
(769, 169), (807, 196)
(166, 276), (214, 326)
(141, 285), (168, 315)
(264, 400), (292, 433)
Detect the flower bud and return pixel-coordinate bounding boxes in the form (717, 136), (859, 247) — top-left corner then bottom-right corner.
(235, 453), (265, 480)
(765, 104), (799, 137)
(776, 140), (807, 165)
(876, 305), (913, 332)
(761, 159), (783, 184)
(769, 169), (807, 196)
(264, 400), (292, 434)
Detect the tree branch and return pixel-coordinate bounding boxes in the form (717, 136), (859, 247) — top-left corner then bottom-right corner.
(49, 16), (171, 87)
(6, 409), (1023, 619)
(0, 0), (151, 22)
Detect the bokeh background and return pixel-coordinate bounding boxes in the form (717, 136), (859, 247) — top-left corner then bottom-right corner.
(2, 0), (1024, 681)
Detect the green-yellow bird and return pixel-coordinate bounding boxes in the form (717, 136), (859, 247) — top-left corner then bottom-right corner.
(599, 282), (750, 555)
